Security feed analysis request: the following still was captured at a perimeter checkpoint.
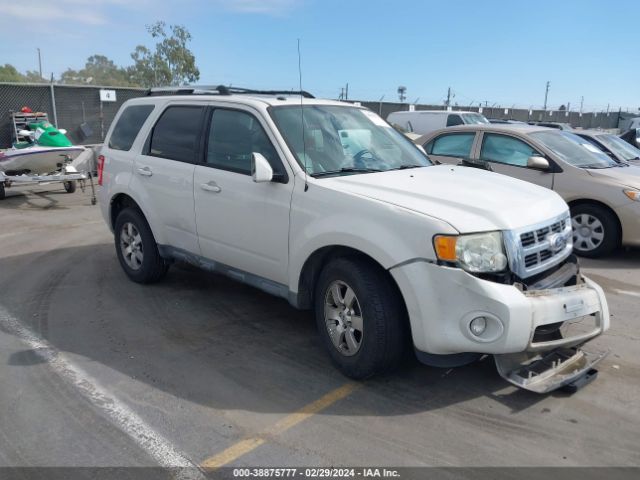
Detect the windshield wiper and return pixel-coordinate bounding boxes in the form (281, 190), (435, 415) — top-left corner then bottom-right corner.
(311, 167), (384, 177)
(389, 164), (424, 170)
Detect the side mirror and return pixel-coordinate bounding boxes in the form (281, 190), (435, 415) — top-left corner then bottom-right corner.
(58, 128), (67, 135)
(251, 152), (273, 183)
(527, 156), (550, 171)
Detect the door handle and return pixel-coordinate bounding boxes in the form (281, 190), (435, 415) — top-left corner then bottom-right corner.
(137, 166), (153, 177)
(200, 181), (221, 193)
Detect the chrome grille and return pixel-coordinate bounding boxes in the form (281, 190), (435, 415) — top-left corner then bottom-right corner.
(504, 212), (573, 279)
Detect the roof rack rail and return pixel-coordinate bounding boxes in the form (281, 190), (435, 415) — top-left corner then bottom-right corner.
(147, 85), (314, 98)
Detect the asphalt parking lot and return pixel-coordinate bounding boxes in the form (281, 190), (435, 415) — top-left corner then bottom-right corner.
(0, 184), (639, 477)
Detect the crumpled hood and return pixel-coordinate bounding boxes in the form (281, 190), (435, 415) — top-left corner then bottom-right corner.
(586, 164), (640, 189)
(321, 165), (568, 233)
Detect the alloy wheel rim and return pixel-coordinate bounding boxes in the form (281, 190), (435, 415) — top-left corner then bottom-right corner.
(120, 222), (144, 270)
(572, 213), (605, 252)
(324, 280), (363, 356)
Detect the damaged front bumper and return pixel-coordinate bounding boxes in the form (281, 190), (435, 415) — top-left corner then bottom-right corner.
(390, 254), (610, 393)
(495, 346), (608, 393)
(493, 273), (610, 394)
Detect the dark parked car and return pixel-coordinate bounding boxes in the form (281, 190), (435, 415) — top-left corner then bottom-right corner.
(575, 130), (640, 165)
(620, 128), (640, 149)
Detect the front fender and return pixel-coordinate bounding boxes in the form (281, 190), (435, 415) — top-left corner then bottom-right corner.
(288, 182), (457, 294)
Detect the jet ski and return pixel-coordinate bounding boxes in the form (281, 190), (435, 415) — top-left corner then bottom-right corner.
(0, 121), (85, 175)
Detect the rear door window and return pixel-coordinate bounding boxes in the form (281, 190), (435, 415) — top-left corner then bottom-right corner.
(480, 134), (539, 167)
(427, 132), (475, 158)
(148, 106), (206, 163)
(446, 114), (464, 127)
(108, 104), (154, 151)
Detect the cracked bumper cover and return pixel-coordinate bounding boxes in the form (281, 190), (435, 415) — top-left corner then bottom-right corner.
(494, 346), (608, 393)
(389, 261), (610, 356)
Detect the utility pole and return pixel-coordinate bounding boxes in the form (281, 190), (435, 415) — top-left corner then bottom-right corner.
(446, 87), (451, 108)
(580, 96), (584, 114)
(345, 83), (349, 101)
(378, 94), (385, 115)
(37, 48), (42, 79)
(543, 81), (550, 110)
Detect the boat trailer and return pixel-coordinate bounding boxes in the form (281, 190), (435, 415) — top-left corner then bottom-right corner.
(0, 165), (96, 205)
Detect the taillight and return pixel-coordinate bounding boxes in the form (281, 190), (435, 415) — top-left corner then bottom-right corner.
(97, 154), (105, 186)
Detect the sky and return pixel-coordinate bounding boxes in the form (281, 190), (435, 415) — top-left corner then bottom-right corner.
(0, 0), (637, 112)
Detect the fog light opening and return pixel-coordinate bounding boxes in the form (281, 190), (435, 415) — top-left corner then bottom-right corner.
(469, 316), (487, 337)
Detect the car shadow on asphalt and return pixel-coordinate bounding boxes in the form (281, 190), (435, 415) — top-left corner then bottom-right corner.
(0, 244), (559, 418)
(580, 247), (640, 269)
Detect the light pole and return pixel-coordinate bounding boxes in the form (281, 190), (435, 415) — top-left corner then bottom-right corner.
(37, 48), (42, 79)
(543, 81), (550, 111)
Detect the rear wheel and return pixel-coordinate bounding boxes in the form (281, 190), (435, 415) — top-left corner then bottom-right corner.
(114, 208), (169, 283)
(314, 257), (406, 379)
(63, 180), (76, 193)
(0, 182), (5, 200)
(571, 204), (619, 258)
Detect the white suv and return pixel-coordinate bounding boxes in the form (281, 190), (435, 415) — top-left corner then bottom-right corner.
(98, 86), (610, 393)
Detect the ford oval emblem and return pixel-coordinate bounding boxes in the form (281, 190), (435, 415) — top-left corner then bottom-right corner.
(549, 233), (567, 252)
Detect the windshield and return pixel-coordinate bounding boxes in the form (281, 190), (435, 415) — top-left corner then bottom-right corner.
(529, 130), (618, 169)
(596, 134), (640, 161)
(464, 113), (489, 125)
(270, 105), (432, 176)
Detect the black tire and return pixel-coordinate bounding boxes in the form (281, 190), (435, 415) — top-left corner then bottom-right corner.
(0, 182), (5, 200)
(63, 180), (76, 193)
(114, 207), (169, 283)
(314, 257), (406, 379)
(571, 203), (619, 258)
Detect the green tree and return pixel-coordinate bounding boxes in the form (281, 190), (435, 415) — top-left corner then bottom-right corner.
(60, 55), (133, 86)
(0, 64), (46, 83)
(129, 21), (200, 87)
(23, 70), (46, 82)
(0, 64), (25, 82)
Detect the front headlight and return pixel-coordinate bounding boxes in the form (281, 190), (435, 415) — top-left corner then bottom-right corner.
(434, 231), (509, 273)
(623, 189), (640, 201)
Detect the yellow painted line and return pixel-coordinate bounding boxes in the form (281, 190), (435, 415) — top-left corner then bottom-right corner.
(201, 382), (360, 469)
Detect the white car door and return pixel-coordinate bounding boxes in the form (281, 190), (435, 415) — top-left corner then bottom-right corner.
(132, 104), (205, 254)
(193, 107), (293, 284)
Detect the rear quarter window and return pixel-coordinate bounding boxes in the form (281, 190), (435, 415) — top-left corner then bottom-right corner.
(446, 114), (464, 127)
(108, 104), (155, 151)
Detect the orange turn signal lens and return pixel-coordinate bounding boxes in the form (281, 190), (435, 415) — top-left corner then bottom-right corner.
(623, 189), (640, 202)
(434, 235), (458, 262)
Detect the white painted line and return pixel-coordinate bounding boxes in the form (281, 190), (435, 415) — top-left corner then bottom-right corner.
(0, 304), (206, 480)
(611, 289), (640, 298)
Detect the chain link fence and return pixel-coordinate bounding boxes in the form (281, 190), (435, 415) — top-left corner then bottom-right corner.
(1, 82), (633, 149)
(0, 83), (146, 148)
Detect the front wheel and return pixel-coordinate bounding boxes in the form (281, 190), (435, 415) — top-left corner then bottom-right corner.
(63, 180), (76, 193)
(571, 204), (619, 258)
(114, 208), (169, 283)
(314, 257), (406, 379)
